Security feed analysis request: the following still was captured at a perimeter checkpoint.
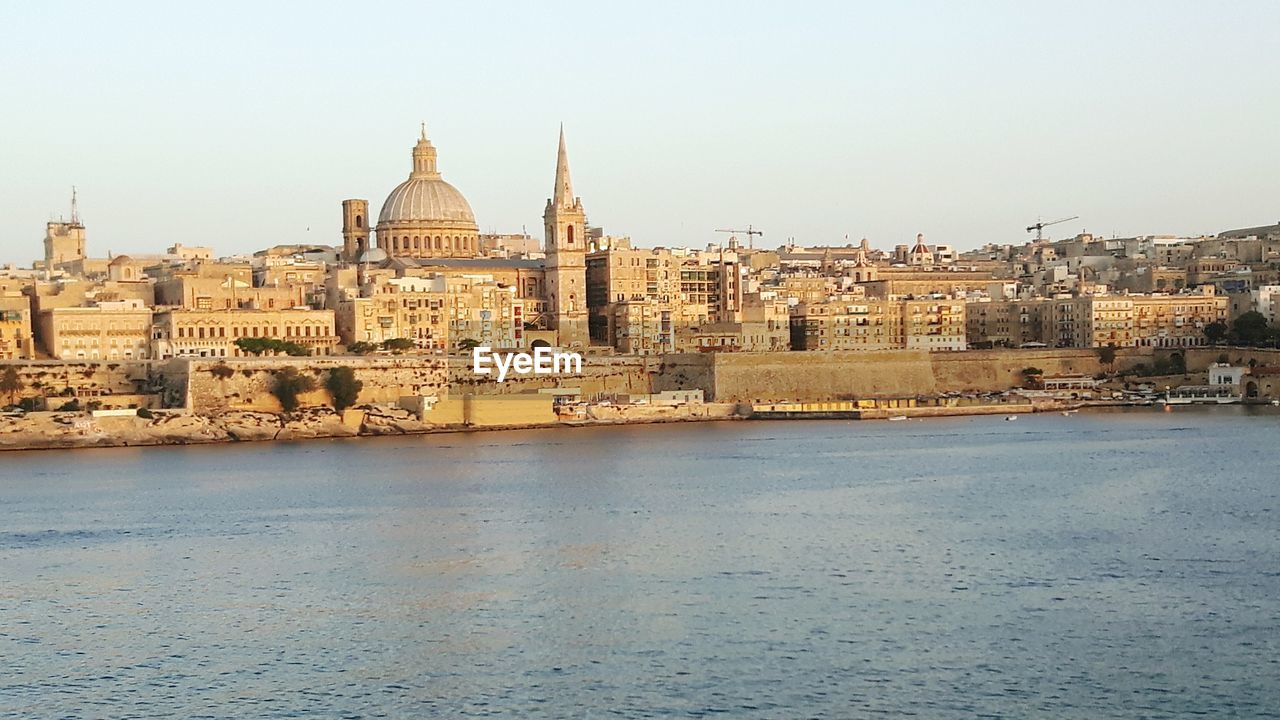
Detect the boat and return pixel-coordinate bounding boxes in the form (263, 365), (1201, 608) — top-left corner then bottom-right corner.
(1005, 415), (1017, 421)
(887, 415), (908, 422)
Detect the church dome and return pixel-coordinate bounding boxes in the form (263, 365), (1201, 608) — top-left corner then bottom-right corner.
(373, 126), (481, 259)
(378, 176), (475, 225)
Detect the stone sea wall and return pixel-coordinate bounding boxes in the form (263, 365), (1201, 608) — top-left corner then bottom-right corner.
(656, 347), (1154, 403)
(179, 357), (450, 414)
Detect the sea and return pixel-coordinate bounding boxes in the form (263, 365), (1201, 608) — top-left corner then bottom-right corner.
(2, 407), (1278, 718)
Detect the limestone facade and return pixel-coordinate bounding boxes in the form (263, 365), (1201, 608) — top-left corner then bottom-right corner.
(0, 295), (35, 359)
(37, 299), (153, 360)
(543, 127), (589, 348)
(151, 308), (339, 359)
(790, 298), (967, 352)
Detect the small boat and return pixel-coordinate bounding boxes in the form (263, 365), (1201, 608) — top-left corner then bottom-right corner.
(1272, 400), (1279, 406)
(887, 415), (908, 422)
(1005, 415), (1017, 421)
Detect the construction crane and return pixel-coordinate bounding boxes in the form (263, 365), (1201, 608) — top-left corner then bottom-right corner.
(715, 225), (764, 250)
(1026, 215), (1079, 242)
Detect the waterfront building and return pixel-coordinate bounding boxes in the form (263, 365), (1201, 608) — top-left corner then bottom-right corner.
(36, 299), (153, 360)
(1130, 289), (1229, 348)
(965, 298), (1055, 348)
(152, 308), (339, 359)
(789, 298), (967, 351)
(675, 292), (790, 353)
(335, 272), (525, 352)
(444, 273), (525, 351)
(335, 276), (449, 352)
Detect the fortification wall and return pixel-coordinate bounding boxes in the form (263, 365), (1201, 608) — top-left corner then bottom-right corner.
(1182, 347), (1280, 372)
(182, 357), (448, 414)
(690, 347), (1154, 403)
(445, 356), (660, 398)
(0, 360), (161, 407)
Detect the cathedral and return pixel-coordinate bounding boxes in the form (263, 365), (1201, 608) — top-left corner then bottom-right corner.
(340, 125), (589, 348)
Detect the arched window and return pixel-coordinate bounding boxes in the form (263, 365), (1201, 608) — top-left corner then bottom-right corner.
(567, 224), (574, 245)
(355, 215), (363, 229)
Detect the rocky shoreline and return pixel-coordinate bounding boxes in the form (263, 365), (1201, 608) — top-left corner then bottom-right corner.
(0, 405), (748, 452)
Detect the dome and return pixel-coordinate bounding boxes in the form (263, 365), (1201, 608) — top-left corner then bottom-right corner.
(374, 127), (482, 259)
(377, 177), (476, 225)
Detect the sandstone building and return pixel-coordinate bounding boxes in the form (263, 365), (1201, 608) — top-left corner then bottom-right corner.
(0, 295), (35, 359)
(151, 308), (338, 359)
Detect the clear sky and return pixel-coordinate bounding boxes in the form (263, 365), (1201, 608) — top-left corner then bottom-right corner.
(2, 0), (1278, 265)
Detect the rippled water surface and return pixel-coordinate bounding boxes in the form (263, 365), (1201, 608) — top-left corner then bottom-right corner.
(3, 408), (1279, 718)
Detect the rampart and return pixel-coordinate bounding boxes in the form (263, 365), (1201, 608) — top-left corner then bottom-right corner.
(654, 347), (1154, 403)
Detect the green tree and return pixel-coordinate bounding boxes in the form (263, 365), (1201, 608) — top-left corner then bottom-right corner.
(270, 367), (317, 413)
(325, 367), (363, 412)
(1096, 343), (1118, 373)
(381, 337), (416, 353)
(235, 337), (310, 357)
(0, 366), (21, 406)
(457, 338), (481, 352)
(1232, 312), (1269, 346)
(347, 341), (377, 355)
(1020, 367), (1043, 388)
(1204, 320), (1229, 345)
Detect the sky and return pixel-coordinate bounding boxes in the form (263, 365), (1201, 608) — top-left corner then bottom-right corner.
(2, 0), (1278, 266)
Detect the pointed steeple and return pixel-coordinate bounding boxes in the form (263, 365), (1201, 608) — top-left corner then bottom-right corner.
(553, 123), (574, 208)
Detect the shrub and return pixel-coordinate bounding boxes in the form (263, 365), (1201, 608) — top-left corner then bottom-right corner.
(381, 338), (416, 353)
(57, 399), (81, 412)
(137, 408), (154, 419)
(0, 366), (20, 405)
(325, 367), (363, 412)
(235, 337), (310, 357)
(347, 341), (377, 355)
(270, 367), (317, 413)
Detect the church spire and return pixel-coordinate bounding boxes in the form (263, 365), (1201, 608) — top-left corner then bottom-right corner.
(553, 123), (574, 208)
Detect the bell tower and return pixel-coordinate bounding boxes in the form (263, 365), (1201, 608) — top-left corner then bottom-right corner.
(341, 198), (370, 262)
(543, 125), (589, 348)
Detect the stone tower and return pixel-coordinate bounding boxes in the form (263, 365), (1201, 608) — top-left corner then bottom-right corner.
(341, 198), (370, 262)
(44, 187), (87, 269)
(543, 125), (589, 348)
